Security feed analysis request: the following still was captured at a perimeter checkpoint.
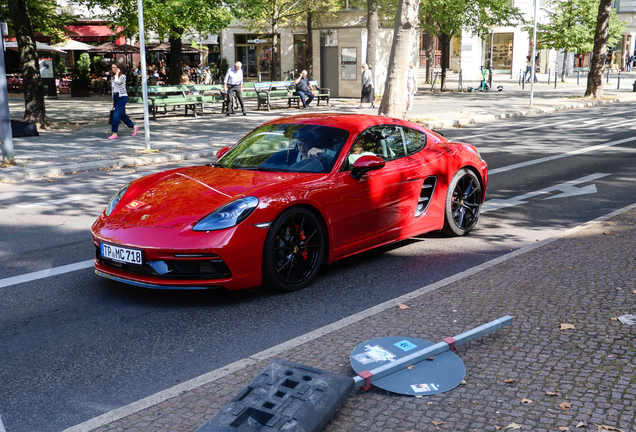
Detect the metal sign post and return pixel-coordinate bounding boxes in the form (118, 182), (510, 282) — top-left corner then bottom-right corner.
(137, 0), (151, 151)
(352, 315), (514, 394)
(0, 22), (14, 162)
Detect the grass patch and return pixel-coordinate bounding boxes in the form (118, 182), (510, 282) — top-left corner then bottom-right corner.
(1, 156), (17, 167)
(134, 149), (161, 154)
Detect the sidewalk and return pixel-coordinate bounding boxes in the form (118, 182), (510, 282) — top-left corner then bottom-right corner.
(66, 204), (636, 432)
(3, 72), (636, 182)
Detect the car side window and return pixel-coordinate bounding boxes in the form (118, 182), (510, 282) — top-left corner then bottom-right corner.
(403, 127), (426, 155)
(342, 125), (413, 171)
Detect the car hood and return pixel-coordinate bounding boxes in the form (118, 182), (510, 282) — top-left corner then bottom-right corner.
(113, 166), (321, 228)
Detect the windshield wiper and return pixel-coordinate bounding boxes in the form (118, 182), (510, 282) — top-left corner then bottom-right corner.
(206, 162), (227, 168)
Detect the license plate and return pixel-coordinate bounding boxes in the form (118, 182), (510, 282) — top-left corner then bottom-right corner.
(100, 242), (143, 265)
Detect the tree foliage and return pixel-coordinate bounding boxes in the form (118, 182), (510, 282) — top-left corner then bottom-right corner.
(420, 0), (523, 90)
(528, 0), (624, 55)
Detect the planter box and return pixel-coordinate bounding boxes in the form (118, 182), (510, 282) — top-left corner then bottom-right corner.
(59, 87), (70, 94)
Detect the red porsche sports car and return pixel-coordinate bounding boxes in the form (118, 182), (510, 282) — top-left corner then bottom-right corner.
(91, 114), (487, 292)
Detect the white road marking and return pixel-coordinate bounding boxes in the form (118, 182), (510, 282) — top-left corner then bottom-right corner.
(489, 136), (636, 175)
(457, 108), (636, 138)
(482, 173), (610, 213)
(0, 260), (94, 289)
(63, 202), (636, 432)
(16, 196), (85, 208)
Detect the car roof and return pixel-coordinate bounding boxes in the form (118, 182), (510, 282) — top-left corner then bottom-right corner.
(261, 113), (428, 136)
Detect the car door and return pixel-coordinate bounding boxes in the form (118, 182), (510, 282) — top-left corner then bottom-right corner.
(336, 125), (425, 248)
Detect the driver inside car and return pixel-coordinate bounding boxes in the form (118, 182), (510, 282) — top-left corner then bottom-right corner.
(296, 132), (336, 163)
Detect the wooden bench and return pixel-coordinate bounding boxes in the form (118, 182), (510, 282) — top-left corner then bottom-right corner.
(253, 81), (298, 111)
(308, 80), (331, 107)
(128, 85), (224, 120)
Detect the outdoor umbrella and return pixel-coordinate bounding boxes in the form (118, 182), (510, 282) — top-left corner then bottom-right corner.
(51, 39), (93, 51)
(88, 42), (140, 54)
(4, 41), (66, 53)
(148, 42), (200, 53)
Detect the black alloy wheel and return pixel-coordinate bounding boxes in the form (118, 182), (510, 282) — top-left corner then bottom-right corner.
(442, 168), (483, 236)
(262, 208), (324, 292)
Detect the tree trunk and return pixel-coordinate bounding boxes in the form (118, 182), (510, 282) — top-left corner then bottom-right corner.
(423, 17), (434, 83)
(306, 12), (313, 74)
(378, 0), (421, 118)
(366, 0), (378, 70)
(585, 0), (612, 98)
(168, 31), (183, 85)
(439, 33), (450, 91)
(561, 51), (567, 82)
(8, 0), (47, 127)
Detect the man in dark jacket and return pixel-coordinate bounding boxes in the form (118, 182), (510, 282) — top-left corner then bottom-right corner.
(294, 70), (315, 109)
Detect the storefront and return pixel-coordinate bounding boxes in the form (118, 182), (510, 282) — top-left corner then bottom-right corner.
(483, 33), (514, 73)
(233, 34), (281, 81)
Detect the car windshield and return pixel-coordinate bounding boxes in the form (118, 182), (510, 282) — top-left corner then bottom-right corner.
(219, 124), (350, 173)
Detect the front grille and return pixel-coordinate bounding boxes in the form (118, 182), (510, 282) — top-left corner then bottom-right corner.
(96, 246), (232, 280)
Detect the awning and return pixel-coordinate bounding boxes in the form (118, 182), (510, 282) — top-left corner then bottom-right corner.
(65, 24), (121, 39)
(4, 41), (67, 53)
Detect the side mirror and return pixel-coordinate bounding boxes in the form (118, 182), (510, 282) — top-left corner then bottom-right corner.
(216, 146), (230, 159)
(350, 155), (385, 179)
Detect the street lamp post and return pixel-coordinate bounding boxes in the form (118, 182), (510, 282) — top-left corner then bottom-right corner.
(530, 0), (539, 105)
(489, 28), (494, 89)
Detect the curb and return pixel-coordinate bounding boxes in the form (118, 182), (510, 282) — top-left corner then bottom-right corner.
(0, 150), (219, 182)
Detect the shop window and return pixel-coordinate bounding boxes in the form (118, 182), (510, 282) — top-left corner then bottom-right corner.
(484, 33), (513, 73)
(341, 47), (357, 80)
(294, 34), (308, 73)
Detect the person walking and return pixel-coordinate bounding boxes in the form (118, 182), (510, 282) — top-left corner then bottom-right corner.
(294, 70), (315, 109)
(525, 56), (537, 83)
(358, 63), (374, 109)
(224, 61), (246, 116)
(108, 62), (138, 140)
(406, 62), (417, 110)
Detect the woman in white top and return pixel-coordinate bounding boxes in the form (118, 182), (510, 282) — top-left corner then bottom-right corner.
(406, 63), (417, 111)
(109, 62), (138, 140)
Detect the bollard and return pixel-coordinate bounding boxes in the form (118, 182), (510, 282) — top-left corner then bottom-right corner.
(519, 69), (522, 86)
(522, 75), (525, 90)
(554, 69), (557, 89)
(548, 68), (551, 85)
(617, 70), (621, 89)
(607, 70), (610, 83)
(632, 80), (636, 92)
(577, 69), (580, 85)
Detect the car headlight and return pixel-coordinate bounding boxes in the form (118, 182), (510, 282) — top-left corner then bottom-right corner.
(105, 183), (130, 216)
(193, 197), (259, 232)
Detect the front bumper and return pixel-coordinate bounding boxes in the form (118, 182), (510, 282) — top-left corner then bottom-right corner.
(91, 216), (269, 290)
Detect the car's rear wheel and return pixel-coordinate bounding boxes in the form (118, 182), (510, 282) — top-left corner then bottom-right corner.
(262, 208), (324, 292)
(442, 168), (482, 236)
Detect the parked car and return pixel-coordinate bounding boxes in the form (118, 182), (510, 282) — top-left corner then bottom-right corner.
(91, 114), (488, 292)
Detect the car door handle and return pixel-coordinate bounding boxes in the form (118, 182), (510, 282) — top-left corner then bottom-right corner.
(407, 175), (423, 182)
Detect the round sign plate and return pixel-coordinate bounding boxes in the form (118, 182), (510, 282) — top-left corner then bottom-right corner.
(350, 336), (466, 396)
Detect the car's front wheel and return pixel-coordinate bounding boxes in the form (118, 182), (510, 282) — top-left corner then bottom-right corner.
(262, 208), (325, 292)
(442, 168), (483, 236)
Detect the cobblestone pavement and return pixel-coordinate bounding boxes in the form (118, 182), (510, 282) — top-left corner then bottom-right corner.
(64, 205), (636, 432)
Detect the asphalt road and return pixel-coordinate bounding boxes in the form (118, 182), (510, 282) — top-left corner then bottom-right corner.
(1, 103), (636, 432)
